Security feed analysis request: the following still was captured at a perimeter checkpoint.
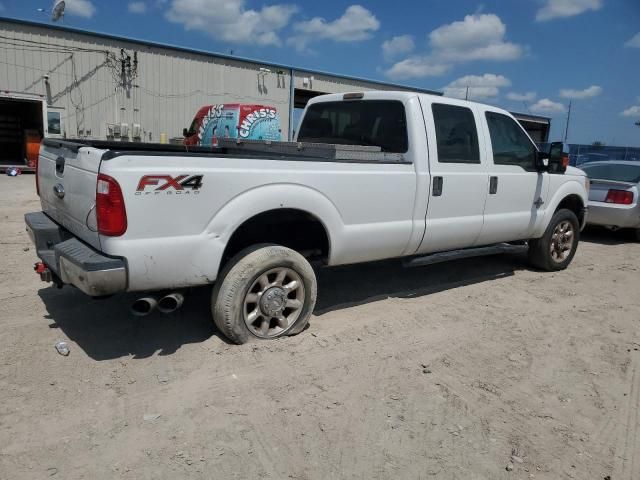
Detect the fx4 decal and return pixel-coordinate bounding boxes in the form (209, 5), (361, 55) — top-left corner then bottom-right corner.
(135, 175), (203, 195)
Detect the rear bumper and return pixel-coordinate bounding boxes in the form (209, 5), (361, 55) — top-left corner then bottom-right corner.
(586, 202), (640, 229)
(25, 212), (127, 296)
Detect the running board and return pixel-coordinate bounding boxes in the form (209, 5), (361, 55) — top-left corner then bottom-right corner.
(403, 243), (528, 268)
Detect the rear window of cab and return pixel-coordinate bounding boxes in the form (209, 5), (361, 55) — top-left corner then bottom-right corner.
(297, 100), (408, 153)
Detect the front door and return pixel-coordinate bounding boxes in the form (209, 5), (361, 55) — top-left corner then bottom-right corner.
(416, 100), (489, 254)
(475, 110), (549, 245)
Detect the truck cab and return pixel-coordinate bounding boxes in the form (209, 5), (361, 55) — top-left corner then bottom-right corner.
(295, 92), (587, 254)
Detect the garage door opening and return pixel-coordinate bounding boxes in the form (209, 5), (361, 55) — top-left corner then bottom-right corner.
(0, 95), (44, 171)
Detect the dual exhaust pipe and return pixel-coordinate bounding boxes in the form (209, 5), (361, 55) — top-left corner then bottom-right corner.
(131, 292), (184, 317)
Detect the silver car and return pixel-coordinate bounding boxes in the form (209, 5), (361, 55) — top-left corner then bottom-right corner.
(581, 161), (640, 240)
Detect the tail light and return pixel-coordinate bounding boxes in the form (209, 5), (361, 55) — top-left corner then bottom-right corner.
(96, 174), (127, 236)
(605, 189), (633, 205)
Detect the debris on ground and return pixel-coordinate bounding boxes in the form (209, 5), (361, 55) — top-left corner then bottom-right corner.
(54, 341), (69, 356)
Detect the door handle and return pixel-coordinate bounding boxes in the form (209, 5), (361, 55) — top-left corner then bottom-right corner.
(489, 176), (498, 194)
(55, 156), (65, 176)
(432, 176), (443, 196)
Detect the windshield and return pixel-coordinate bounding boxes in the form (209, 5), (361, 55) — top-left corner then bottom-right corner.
(581, 163), (640, 183)
(297, 100), (408, 153)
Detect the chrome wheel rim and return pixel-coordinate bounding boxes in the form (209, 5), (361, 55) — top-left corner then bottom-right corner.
(243, 267), (305, 339)
(550, 220), (574, 263)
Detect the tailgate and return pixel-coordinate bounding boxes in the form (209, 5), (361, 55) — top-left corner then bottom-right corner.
(38, 140), (104, 249)
(588, 178), (638, 203)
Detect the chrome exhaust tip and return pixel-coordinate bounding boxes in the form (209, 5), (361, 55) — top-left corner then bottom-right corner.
(157, 292), (185, 314)
(131, 297), (158, 316)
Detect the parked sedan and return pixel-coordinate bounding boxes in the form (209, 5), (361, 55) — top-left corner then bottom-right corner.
(581, 161), (640, 240)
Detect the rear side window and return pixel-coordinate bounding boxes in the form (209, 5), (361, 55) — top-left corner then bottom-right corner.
(432, 104), (480, 164)
(297, 100), (408, 153)
(485, 112), (537, 171)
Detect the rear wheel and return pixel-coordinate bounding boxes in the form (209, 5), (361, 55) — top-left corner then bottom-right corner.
(528, 209), (580, 271)
(633, 228), (640, 242)
(211, 245), (317, 344)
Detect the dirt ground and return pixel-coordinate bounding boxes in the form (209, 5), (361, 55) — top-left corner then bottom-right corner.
(1, 174), (639, 480)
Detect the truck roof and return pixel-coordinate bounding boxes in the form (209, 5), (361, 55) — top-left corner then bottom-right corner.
(307, 90), (512, 115)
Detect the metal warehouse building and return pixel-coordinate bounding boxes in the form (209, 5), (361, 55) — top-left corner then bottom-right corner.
(0, 17), (440, 162)
(0, 16), (549, 168)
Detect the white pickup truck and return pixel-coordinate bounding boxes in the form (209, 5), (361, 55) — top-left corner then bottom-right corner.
(26, 91), (589, 344)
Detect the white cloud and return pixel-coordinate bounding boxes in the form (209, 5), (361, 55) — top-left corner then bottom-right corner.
(385, 13), (523, 80)
(559, 85), (602, 99)
(65, 0), (96, 18)
(625, 32), (640, 48)
(128, 1), (147, 13)
(385, 57), (450, 80)
(288, 5), (380, 50)
(443, 73), (511, 100)
(536, 0), (602, 21)
(166, 0), (297, 47)
(621, 105), (640, 117)
(506, 91), (537, 102)
(530, 98), (566, 114)
(429, 14), (523, 62)
(382, 35), (415, 62)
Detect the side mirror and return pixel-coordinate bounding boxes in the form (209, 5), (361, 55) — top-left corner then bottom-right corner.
(548, 141), (569, 174)
(183, 128), (189, 137)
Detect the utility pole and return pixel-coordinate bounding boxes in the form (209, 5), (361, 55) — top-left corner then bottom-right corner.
(563, 100), (572, 143)
(465, 86), (469, 100)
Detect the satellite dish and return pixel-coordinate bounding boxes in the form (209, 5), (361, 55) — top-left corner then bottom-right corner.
(51, 0), (65, 22)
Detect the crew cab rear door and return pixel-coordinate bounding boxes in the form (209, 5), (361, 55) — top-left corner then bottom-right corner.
(416, 99), (489, 254)
(38, 140), (101, 249)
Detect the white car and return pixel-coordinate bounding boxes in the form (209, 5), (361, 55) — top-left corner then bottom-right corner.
(581, 160), (640, 240)
(26, 91), (589, 344)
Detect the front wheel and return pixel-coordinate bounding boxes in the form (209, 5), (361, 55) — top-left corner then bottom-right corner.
(528, 209), (580, 271)
(211, 245), (317, 344)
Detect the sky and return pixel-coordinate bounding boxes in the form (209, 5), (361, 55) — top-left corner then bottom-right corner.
(1, 0), (639, 146)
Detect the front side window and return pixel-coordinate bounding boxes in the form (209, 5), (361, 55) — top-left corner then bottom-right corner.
(297, 100), (408, 153)
(486, 112), (537, 171)
(432, 104), (480, 164)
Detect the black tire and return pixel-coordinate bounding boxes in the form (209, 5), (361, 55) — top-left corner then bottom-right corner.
(528, 209), (580, 271)
(633, 228), (640, 242)
(211, 244), (317, 344)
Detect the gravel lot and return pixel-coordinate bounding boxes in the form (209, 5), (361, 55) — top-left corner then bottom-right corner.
(1, 173), (639, 480)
